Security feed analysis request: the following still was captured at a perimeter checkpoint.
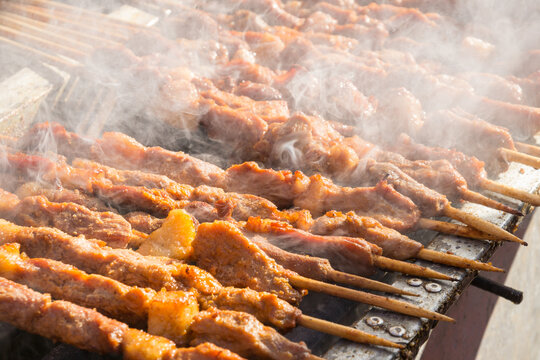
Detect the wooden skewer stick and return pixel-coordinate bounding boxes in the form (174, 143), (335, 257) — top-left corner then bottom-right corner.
(0, 35), (80, 69)
(298, 315), (404, 349)
(480, 178), (540, 206)
(27, 0), (151, 32)
(3, 2), (129, 41)
(327, 270), (418, 296)
(443, 205), (526, 245)
(500, 148), (540, 169)
(516, 142), (540, 158)
(0, 12), (94, 53)
(417, 249), (504, 273)
(418, 218), (500, 241)
(289, 274), (454, 322)
(0, 23), (86, 59)
(373, 256), (455, 281)
(461, 188), (522, 216)
(1, 10), (122, 47)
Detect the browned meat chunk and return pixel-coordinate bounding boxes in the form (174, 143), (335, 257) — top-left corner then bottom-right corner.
(310, 211), (423, 260)
(192, 221), (305, 304)
(200, 287), (301, 330)
(0, 277), (127, 355)
(294, 175), (420, 232)
(0, 243), (149, 327)
(0, 220), (222, 295)
(125, 211), (166, 234)
(15, 182), (113, 213)
(244, 217), (381, 276)
(189, 309), (312, 360)
(394, 134), (488, 188)
(223, 162), (310, 208)
(249, 235), (335, 281)
(2, 194), (133, 248)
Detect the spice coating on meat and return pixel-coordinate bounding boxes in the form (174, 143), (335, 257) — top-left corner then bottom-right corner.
(0, 277), (127, 355)
(0, 243), (150, 327)
(15, 182), (113, 213)
(189, 309), (312, 360)
(244, 217), (381, 276)
(294, 175), (420, 232)
(0, 220), (222, 295)
(199, 286), (301, 330)
(21, 124), (423, 232)
(249, 235), (335, 281)
(0, 276), (245, 360)
(310, 211), (423, 260)
(1, 194), (133, 248)
(192, 221), (305, 304)
(395, 133), (488, 188)
(73, 158), (282, 221)
(125, 211), (166, 234)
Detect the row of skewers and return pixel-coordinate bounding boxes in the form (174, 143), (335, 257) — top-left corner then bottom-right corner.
(0, 0), (539, 359)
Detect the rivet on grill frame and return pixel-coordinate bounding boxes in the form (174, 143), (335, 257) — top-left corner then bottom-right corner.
(425, 282), (442, 293)
(388, 326), (406, 337)
(407, 278), (423, 287)
(365, 316), (384, 327)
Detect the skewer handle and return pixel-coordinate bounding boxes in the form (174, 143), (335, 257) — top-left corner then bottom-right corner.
(289, 274), (455, 322)
(418, 218), (499, 241)
(500, 148), (540, 169)
(443, 206), (526, 245)
(516, 142), (540, 158)
(372, 256), (455, 281)
(298, 315), (404, 349)
(461, 189), (521, 216)
(327, 270), (418, 296)
(417, 249), (504, 273)
(481, 178), (540, 206)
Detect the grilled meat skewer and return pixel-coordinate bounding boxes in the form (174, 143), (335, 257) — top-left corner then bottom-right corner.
(15, 123), (508, 242)
(0, 243), (356, 356)
(2, 149), (495, 275)
(0, 219), (452, 321)
(0, 275), (246, 360)
(0, 188), (137, 248)
(0, 242), (402, 350)
(0, 185), (415, 295)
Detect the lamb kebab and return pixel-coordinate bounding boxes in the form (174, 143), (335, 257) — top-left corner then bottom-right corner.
(0, 185), (418, 296)
(2, 11), (537, 209)
(14, 122), (518, 245)
(66, 157), (502, 273)
(0, 156), (455, 283)
(0, 243), (380, 356)
(3, 5), (538, 159)
(0, 219), (452, 323)
(159, 0), (540, 138)
(1, 143), (501, 274)
(0, 276), (248, 360)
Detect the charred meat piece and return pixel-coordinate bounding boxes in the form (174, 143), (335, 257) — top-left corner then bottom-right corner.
(0, 220), (222, 295)
(190, 309), (312, 360)
(199, 286), (301, 330)
(192, 221), (305, 304)
(0, 191), (133, 249)
(243, 217), (382, 276)
(0, 276), (128, 355)
(125, 211), (166, 234)
(309, 211), (423, 260)
(0, 276), (245, 360)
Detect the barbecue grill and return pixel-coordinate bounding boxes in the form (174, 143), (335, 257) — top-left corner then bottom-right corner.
(0, 1), (539, 359)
